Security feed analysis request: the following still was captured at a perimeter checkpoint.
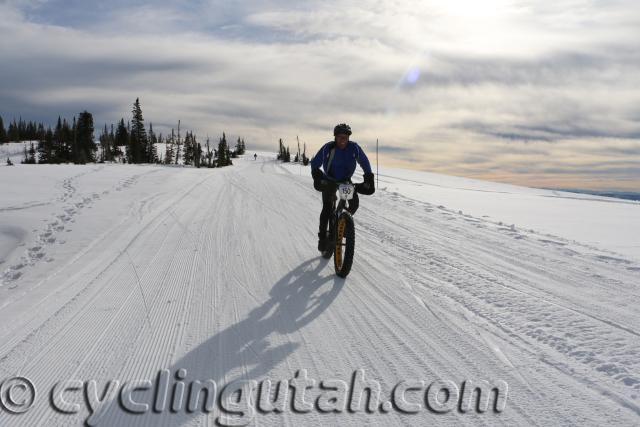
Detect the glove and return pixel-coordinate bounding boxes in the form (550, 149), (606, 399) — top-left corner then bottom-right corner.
(312, 168), (324, 191)
(311, 168), (323, 181)
(356, 172), (375, 195)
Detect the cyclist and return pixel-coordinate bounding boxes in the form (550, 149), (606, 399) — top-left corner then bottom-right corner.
(311, 123), (375, 251)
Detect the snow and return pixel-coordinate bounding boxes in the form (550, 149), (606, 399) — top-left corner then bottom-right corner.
(279, 156), (640, 262)
(0, 153), (639, 425)
(0, 141), (33, 165)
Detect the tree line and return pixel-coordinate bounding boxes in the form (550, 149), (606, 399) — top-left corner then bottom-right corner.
(1, 98), (247, 168)
(277, 137), (309, 165)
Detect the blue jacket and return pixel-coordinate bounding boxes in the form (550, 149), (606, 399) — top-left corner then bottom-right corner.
(310, 141), (372, 181)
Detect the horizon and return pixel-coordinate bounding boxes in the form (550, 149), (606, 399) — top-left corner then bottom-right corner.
(1, 0), (639, 191)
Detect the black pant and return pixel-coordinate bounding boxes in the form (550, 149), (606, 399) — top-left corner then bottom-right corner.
(319, 184), (359, 234)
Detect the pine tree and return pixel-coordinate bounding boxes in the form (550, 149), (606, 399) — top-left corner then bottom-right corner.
(0, 115), (7, 143)
(115, 118), (128, 159)
(195, 142), (202, 168)
(235, 137), (246, 155)
(37, 127), (54, 163)
(217, 132), (229, 167)
(183, 131), (194, 165)
(278, 138), (284, 160)
(110, 124), (119, 159)
(205, 137), (213, 167)
(8, 119), (19, 142)
(76, 111), (96, 164)
(99, 124), (115, 162)
(129, 98), (148, 163)
(71, 116), (78, 162)
(165, 129), (175, 165)
(22, 142), (36, 164)
(60, 118), (72, 162)
(302, 142), (309, 165)
(52, 117), (62, 162)
(147, 122), (158, 163)
(29, 142), (36, 163)
(175, 120), (181, 165)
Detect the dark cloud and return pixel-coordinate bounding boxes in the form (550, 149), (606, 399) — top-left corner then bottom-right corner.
(417, 48), (640, 88)
(376, 145), (411, 153)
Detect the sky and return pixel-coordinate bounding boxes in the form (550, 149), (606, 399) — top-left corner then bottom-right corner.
(0, 0), (639, 190)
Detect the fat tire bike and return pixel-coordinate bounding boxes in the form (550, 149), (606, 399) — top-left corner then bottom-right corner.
(321, 181), (357, 278)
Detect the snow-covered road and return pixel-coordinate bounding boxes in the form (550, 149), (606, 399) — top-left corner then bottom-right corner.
(0, 156), (639, 426)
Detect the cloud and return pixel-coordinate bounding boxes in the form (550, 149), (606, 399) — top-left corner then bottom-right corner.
(0, 0), (639, 190)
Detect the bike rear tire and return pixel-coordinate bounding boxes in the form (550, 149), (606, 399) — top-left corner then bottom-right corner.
(333, 212), (355, 277)
(321, 216), (335, 259)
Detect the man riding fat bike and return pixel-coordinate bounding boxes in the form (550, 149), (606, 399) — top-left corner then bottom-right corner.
(311, 123), (375, 251)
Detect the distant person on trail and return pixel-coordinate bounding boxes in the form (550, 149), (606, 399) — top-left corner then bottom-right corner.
(254, 153), (257, 160)
(311, 123), (375, 251)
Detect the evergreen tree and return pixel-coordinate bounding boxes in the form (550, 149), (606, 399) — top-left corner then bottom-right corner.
(63, 118), (73, 162)
(37, 127), (54, 163)
(53, 117), (63, 162)
(204, 137), (213, 167)
(22, 142), (36, 164)
(147, 122), (158, 163)
(109, 124), (119, 159)
(99, 124), (115, 162)
(115, 118), (128, 158)
(71, 116), (78, 162)
(29, 142), (36, 163)
(277, 138), (285, 160)
(183, 131), (194, 165)
(76, 111), (96, 164)
(165, 129), (175, 165)
(8, 119), (19, 142)
(235, 137), (246, 155)
(217, 132), (229, 167)
(129, 98), (148, 163)
(174, 120), (181, 165)
(195, 142), (202, 168)
(0, 115), (7, 143)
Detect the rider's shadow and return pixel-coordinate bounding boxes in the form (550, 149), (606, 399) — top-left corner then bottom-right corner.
(98, 256), (344, 426)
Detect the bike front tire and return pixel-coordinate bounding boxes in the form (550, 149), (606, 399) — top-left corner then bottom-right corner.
(333, 212), (355, 277)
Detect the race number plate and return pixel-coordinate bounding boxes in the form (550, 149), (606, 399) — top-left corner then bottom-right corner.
(338, 183), (355, 200)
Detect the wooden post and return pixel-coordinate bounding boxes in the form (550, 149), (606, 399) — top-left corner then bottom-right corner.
(376, 138), (379, 189)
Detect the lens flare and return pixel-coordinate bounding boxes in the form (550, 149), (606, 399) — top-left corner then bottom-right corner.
(405, 66), (420, 85)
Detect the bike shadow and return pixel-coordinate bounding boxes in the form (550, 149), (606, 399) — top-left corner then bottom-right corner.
(97, 256), (344, 426)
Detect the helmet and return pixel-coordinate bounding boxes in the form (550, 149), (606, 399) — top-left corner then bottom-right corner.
(333, 123), (352, 136)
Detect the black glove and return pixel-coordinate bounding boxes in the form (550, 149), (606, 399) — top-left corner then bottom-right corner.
(311, 168), (323, 181)
(312, 168), (324, 191)
(356, 172), (375, 195)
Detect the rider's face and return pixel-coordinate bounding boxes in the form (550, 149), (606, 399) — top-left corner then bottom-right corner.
(335, 134), (349, 149)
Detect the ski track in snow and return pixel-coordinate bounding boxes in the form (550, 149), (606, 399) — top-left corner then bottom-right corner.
(0, 166), (167, 289)
(0, 156), (639, 426)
